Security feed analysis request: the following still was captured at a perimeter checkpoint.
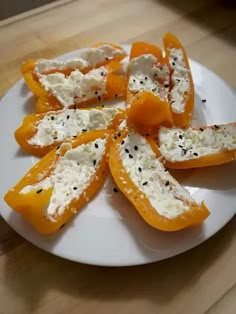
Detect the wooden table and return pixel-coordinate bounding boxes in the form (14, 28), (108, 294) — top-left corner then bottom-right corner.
(0, 1), (235, 313)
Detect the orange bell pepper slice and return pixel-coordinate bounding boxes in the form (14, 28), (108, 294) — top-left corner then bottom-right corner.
(157, 123), (236, 169)
(15, 107), (126, 156)
(126, 42), (173, 130)
(5, 130), (112, 234)
(35, 61), (127, 113)
(109, 129), (210, 231)
(163, 32), (194, 128)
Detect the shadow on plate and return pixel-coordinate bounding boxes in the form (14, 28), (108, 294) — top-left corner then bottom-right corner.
(170, 161), (236, 190)
(14, 147), (30, 158)
(192, 92), (207, 126)
(22, 94), (37, 115)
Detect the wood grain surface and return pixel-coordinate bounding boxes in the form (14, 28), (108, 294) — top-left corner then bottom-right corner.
(0, 0), (235, 313)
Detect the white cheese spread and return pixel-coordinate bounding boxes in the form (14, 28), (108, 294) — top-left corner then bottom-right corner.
(39, 67), (107, 107)
(128, 54), (169, 102)
(159, 124), (236, 162)
(119, 132), (194, 219)
(35, 44), (125, 75)
(29, 107), (119, 146)
(20, 137), (107, 221)
(168, 48), (190, 114)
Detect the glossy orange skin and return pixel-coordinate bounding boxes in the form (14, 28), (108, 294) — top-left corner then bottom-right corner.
(163, 32), (194, 128)
(109, 129), (210, 231)
(130, 42), (163, 61)
(128, 92), (173, 127)
(5, 130), (113, 234)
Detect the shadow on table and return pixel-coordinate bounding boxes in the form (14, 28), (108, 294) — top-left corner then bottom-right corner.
(157, 0), (236, 45)
(2, 214), (236, 313)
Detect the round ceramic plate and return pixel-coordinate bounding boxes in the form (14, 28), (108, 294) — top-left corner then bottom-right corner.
(0, 45), (235, 266)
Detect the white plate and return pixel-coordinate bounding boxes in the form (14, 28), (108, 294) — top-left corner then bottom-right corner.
(0, 45), (235, 267)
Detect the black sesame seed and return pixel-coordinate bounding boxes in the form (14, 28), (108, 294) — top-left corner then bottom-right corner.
(114, 136), (117, 140)
(164, 168), (169, 172)
(60, 224), (65, 229)
(133, 79), (136, 83)
(199, 128), (204, 132)
(182, 149), (187, 154)
(145, 76), (148, 80)
(174, 57), (177, 61)
(73, 105), (77, 110)
(152, 88), (156, 92)
(165, 181), (170, 186)
(176, 79), (180, 82)
(73, 187), (78, 190)
(178, 145), (183, 148)
(98, 95), (101, 101)
(193, 152), (198, 156)
(51, 116), (55, 120)
(53, 137), (58, 140)
(140, 81), (144, 84)
(154, 73), (157, 77)
(134, 145), (138, 151)
(125, 148), (129, 153)
(36, 189), (43, 194)
(67, 115), (70, 119)
(146, 133), (150, 137)
(113, 187), (118, 193)
(202, 99), (207, 103)
(82, 129), (87, 132)
(138, 167), (142, 172)
(121, 140), (125, 145)
(57, 145), (60, 150)
(77, 162), (80, 165)
(129, 154), (133, 159)
(95, 143), (99, 148)
(142, 181), (148, 186)
(95, 91), (98, 95)
(172, 62), (175, 66)
(101, 71), (104, 76)
(179, 135), (183, 139)
(117, 132), (121, 137)
(105, 57), (109, 61)
(214, 125), (220, 129)
(93, 160), (96, 166)
(73, 136), (77, 138)
(164, 84), (169, 88)
(115, 94), (118, 98)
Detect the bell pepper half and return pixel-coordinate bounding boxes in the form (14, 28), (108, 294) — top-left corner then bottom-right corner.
(5, 130), (113, 234)
(163, 32), (194, 128)
(35, 61), (127, 113)
(157, 123), (236, 169)
(15, 107), (126, 156)
(109, 129), (210, 231)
